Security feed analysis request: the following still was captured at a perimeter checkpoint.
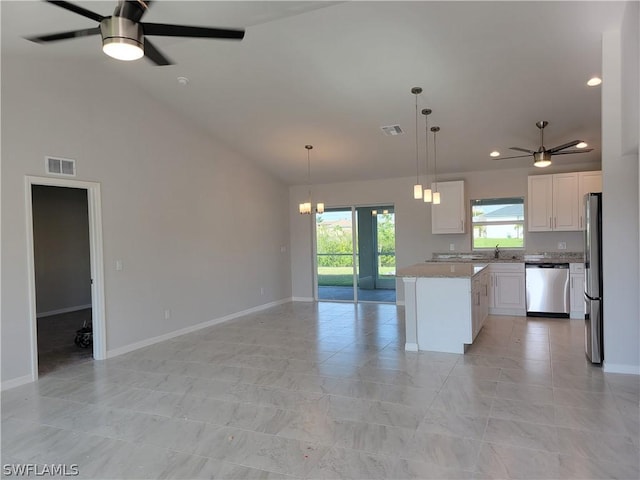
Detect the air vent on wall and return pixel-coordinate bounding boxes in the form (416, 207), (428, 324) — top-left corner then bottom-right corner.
(45, 156), (76, 177)
(380, 125), (404, 136)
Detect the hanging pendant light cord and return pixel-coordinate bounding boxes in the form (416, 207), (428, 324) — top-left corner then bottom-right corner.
(307, 146), (312, 200)
(424, 112), (429, 184)
(433, 128), (438, 190)
(415, 95), (420, 183)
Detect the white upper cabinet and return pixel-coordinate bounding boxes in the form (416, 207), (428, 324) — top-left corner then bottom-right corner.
(528, 171), (600, 232)
(578, 171), (602, 230)
(432, 180), (465, 234)
(552, 173), (580, 231)
(527, 175), (554, 231)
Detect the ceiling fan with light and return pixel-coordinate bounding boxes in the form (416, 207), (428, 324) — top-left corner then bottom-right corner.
(26, 0), (245, 66)
(494, 121), (593, 167)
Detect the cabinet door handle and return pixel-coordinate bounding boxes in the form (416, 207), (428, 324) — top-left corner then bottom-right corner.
(580, 216), (583, 229)
(571, 277), (573, 288)
(460, 220), (463, 231)
(554, 217), (557, 228)
(550, 217), (552, 229)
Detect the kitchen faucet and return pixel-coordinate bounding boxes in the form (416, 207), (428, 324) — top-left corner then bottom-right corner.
(494, 244), (500, 259)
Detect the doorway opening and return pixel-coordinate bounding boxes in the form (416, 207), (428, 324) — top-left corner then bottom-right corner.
(31, 185), (93, 374)
(26, 176), (106, 381)
(315, 205), (396, 303)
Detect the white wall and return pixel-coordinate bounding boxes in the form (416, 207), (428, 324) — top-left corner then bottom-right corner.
(600, 2), (640, 375)
(1, 55), (291, 385)
(289, 163), (600, 302)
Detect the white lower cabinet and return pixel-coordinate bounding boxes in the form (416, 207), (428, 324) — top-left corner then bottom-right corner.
(472, 268), (490, 340)
(489, 263), (526, 316)
(570, 263), (585, 319)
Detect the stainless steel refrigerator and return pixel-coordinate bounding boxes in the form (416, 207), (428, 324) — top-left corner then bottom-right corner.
(584, 192), (603, 363)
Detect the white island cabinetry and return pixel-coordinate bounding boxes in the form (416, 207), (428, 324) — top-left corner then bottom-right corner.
(398, 263), (489, 354)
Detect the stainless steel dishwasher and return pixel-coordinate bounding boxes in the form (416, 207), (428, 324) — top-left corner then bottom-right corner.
(525, 263), (570, 317)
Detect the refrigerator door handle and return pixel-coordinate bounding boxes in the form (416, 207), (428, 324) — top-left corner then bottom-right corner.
(584, 291), (602, 302)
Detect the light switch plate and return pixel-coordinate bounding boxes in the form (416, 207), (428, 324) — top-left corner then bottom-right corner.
(449, 243), (455, 251)
(558, 242), (567, 250)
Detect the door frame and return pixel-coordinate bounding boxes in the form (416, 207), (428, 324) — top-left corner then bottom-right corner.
(25, 175), (107, 381)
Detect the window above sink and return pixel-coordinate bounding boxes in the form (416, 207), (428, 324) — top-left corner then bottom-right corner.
(471, 197), (525, 250)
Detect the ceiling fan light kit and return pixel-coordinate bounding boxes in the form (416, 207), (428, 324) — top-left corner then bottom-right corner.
(533, 152), (552, 168)
(101, 17), (143, 61)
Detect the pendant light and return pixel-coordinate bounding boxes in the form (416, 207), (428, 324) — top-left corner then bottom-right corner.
(431, 126), (441, 205)
(299, 145), (324, 214)
(422, 108), (433, 203)
(411, 87), (423, 199)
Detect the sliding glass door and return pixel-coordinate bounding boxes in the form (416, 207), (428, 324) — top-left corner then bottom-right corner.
(316, 205), (396, 303)
(316, 208), (355, 301)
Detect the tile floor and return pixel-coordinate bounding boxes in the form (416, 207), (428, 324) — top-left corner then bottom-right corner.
(2, 302), (638, 479)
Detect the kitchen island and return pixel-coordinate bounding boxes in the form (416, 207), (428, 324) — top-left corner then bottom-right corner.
(397, 262), (489, 354)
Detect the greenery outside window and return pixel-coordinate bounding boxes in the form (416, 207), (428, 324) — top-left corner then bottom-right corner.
(472, 197), (524, 249)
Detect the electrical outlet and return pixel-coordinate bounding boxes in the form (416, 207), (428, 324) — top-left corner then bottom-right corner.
(449, 243), (455, 251)
(115, 260), (123, 271)
(164, 309), (171, 320)
(558, 242), (567, 250)
(260, 287), (265, 296)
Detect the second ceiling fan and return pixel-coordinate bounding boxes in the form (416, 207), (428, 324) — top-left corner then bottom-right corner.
(495, 121), (593, 168)
(26, 0), (245, 66)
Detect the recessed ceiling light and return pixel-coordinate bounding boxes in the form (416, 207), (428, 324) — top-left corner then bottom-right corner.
(489, 151), (500, 157)
(587, 77), (602, 87)
(576, 142), (588, 149)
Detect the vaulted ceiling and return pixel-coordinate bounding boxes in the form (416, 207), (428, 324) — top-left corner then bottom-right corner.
(1, 1), (627, 184)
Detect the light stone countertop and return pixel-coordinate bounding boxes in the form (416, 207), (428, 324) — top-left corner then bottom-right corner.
(396, 262), (488, 278)
(430, 252), (583, 264)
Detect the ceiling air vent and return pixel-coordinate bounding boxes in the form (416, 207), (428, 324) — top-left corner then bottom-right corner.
(380, 125), (404, 136)
(45, 156), (76, 177)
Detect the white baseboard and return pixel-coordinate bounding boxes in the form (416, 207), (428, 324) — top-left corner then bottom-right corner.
(37, 304), (92, 318)
(1, 374), (34, 391)
(107, 298), (292, 358)
(291, 296), (314, 302)
(489, 307), (526, 316)
(603, 362), (640, 375)
(405, 343), (418, 352)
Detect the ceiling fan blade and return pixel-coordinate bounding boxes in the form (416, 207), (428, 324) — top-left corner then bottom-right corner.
(26, 27), (101, 43)
(547, 140), (580, 154)
(553, 149), (594, 155)
(144, 39), (172, 66)
(45, 0), (105, 23)
(141, 22), (245, 40)
(509, 147), (536, 154)
(493, 154), (532, 160)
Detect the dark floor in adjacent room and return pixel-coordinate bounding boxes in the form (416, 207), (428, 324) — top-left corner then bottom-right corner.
(37, 308), (94, 375)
